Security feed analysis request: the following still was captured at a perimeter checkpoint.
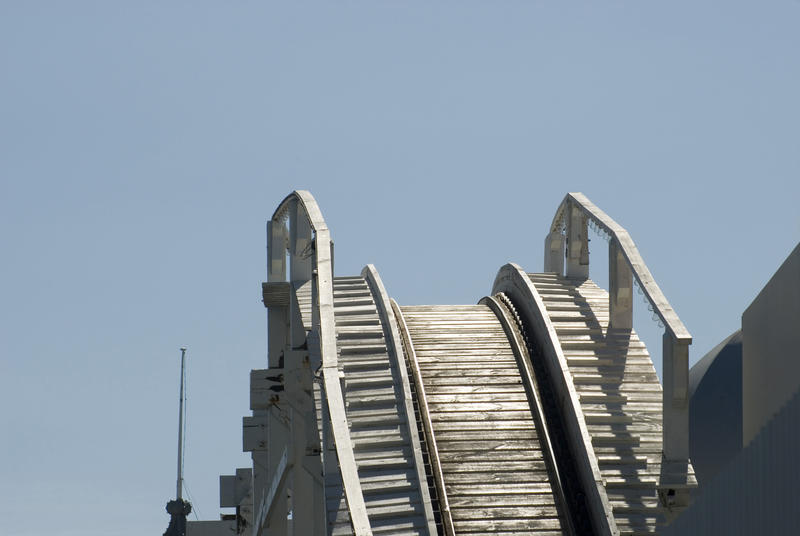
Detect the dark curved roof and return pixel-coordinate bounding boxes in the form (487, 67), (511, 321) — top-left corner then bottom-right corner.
(690, 329), (742, 397)
(689, 329), (743, 490)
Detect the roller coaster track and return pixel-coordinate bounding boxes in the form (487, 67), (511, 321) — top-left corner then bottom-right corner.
(254, 191), (696, 536)
(393, 302), (573, 535)
(324, 270), (436, 534)
(526, 274), (666, 534)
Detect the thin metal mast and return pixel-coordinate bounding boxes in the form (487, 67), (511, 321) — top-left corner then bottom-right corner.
(163, 347), (191, 536)
(176, 347), (187, 501)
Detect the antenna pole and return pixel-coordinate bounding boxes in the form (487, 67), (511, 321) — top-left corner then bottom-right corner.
(163, 347), (192, 536)
(176, 347), (186, 501)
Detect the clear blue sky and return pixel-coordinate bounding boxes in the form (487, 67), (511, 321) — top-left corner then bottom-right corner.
(2, 2), (798, 535)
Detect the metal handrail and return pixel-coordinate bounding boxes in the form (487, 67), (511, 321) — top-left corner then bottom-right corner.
(547, 192), (693, 482)
(272, 190), (372, 535)
(549, 192), (691, 343)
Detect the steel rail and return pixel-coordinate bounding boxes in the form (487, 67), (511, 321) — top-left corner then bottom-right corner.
(480, 294), (576, 536)
(362, 265), (438, 536)
(492, 263), (619, 536)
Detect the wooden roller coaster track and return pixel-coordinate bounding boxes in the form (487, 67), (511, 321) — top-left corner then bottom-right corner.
(250, 191), (696, 536)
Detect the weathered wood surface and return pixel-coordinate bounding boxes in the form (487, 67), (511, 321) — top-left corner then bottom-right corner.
(492, 264), (618, 535)
(362, 265), (438, 536)
(528, 272), (688, 535)
(328, 276), (433, 536)
(400, 304), (568, 535)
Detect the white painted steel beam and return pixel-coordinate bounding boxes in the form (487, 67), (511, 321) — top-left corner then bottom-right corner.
(544, 230), (565, 274)
(267, 220), (288, 370)
(566, 202), (589, 279)
(266, 191), (372, 536)
(609, 239), (633, 330)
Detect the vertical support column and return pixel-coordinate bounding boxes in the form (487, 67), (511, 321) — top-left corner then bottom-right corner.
(261, 220), (289, 535)
(290, 201), (313, 285)
(544, 230), (565, 274)
(290, 200), (313, 347)
(285, 203), (323, 536)
(268, 220), (287, 281)
(566, 203), (589, 279)
(284, 349), (323, 536)
(662, 333), (689, 461)
(268, 220), (288, 369)
(608, 239), (633, 330)
(660, 332), (691, 515)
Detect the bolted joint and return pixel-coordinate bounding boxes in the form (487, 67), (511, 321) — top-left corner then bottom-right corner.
(250, 368), (285, 410)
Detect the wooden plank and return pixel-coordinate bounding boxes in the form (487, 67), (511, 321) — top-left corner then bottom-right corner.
(392, 301), (456, 536)
(529, 273), (686, 533)
(334, 272), (441, 536)
(492, 264), (619, 535)
(313, 228), (371, 536)
(401, 304), (568, 535)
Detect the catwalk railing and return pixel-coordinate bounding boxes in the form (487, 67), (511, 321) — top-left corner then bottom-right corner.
(545, 192), (693, 498)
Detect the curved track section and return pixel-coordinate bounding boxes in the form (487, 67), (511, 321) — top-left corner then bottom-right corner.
(542, 191), (698, 526)
(328, 271), (436, 535)
(494, 262), (691, 534)
(480, 294), (578, 536)
(526, 273), (668, 535)
(395, 303), (571, 535)
(493, 263), (618, 536)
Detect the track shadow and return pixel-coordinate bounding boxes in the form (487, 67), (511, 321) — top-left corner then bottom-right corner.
(569, 280), (662, 526)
